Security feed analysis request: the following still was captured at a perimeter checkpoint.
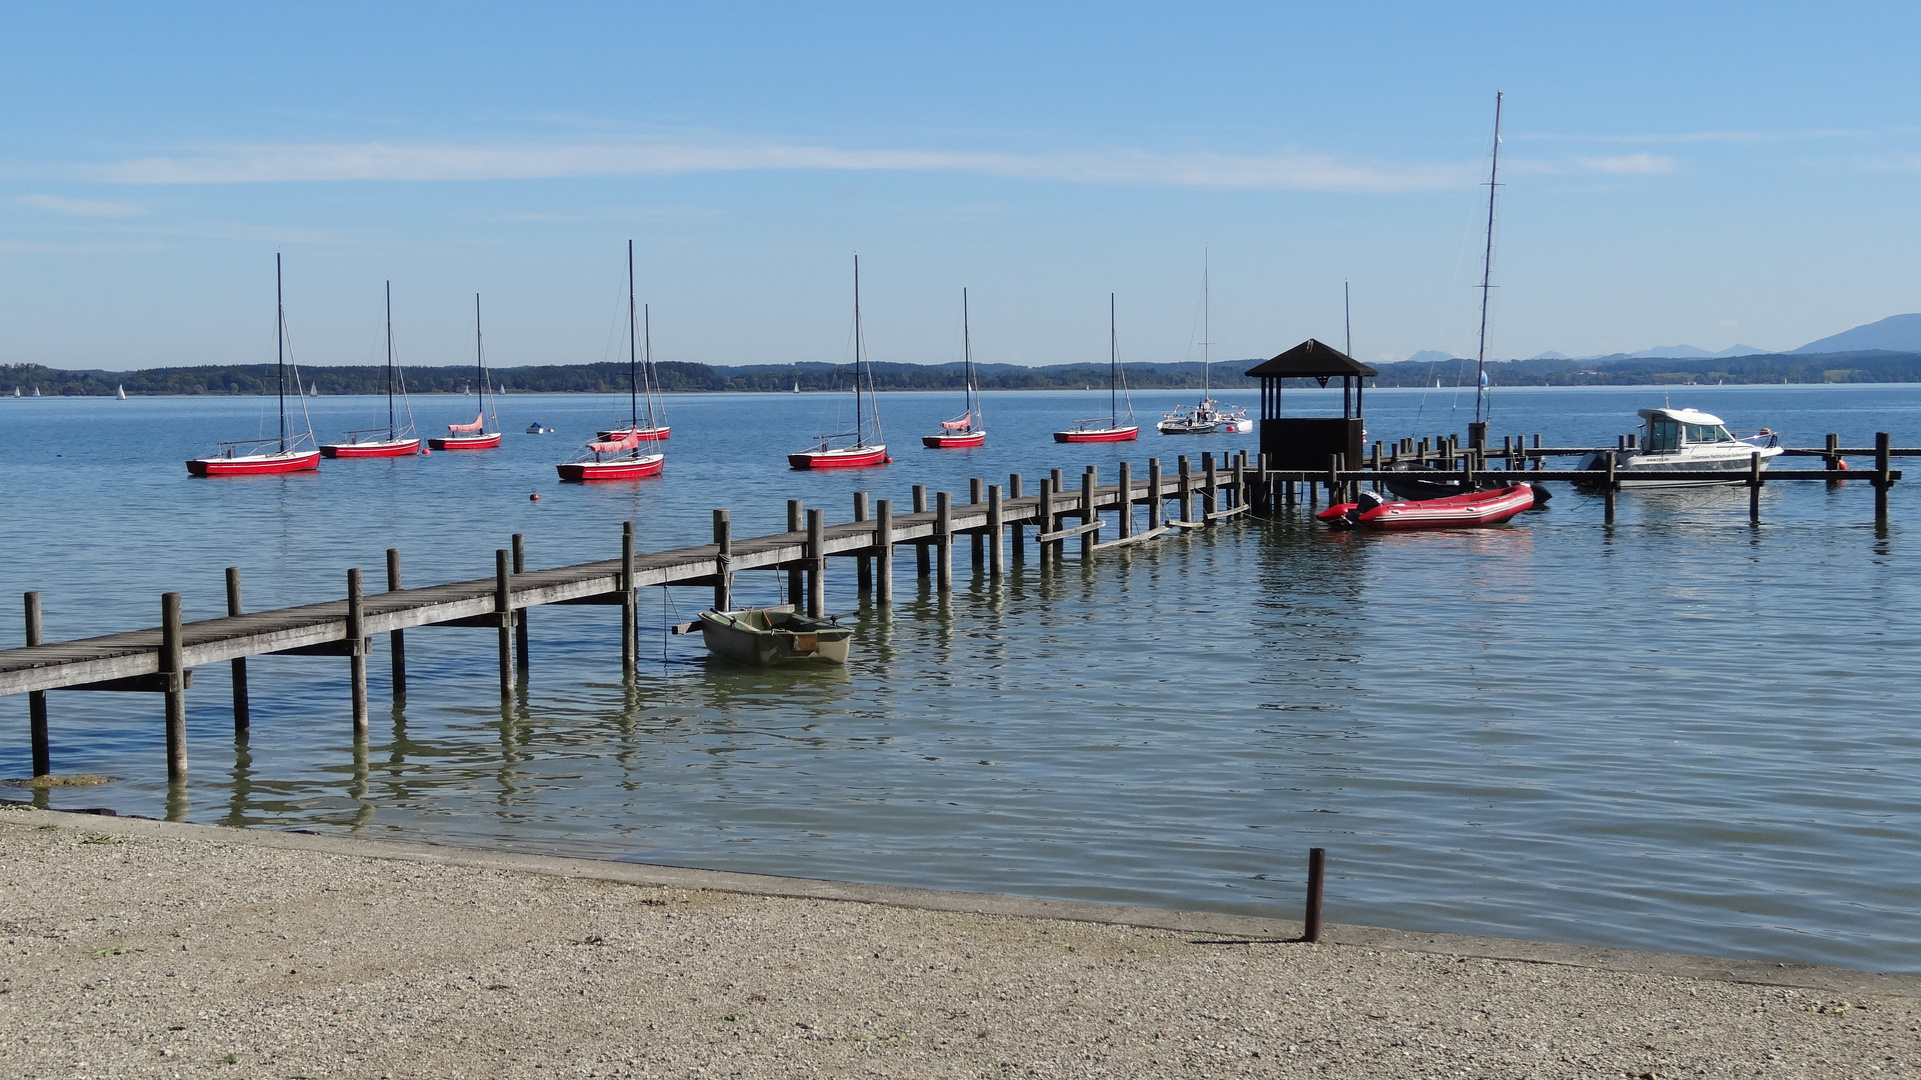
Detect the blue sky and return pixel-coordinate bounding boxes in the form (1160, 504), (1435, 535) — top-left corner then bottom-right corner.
(2, 2), (1918, 371)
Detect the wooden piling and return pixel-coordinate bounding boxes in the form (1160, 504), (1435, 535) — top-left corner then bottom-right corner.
(1147, 459), (1162, 529)
(1304, 847), (1326, 943)
(787, 499), (805, 599)
(1604, 455), (1617, 524)
(1876, 431), (1893, 523)
(1749, 451), (1763, 524)
(24, 592), (48, 777)
(1202, 453), (1217, 522)
(1080, 467), (1096, 559)
(912, 486), (930, 579)
(874, 499), (894, 607)
(852, 493), (871, 592)
(1117, 461), (1133, 539)
(1178, 456), (1192, 524)
(1824, 433), (1841, 476)
(712, 510), (732, 611)
(807, 508), (826, 617)
(385, 549), (405, 699)
(987, 485), (1005, 578)
(161, 591), (186, 781)
(935, 492), (953, 593)
(969, 478), (984, 568)
(495, 550), (514, 698)
(1036, 477), (1054, 567)
(1007, 474), (1025, 565)
(225, 567), (250, 731)
(512, 534), (529, 675)
(347, 568), (368, 734)
(621, 522), (636, 675)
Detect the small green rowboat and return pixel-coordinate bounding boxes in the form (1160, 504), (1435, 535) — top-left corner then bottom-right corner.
(697, 605), (852, 666)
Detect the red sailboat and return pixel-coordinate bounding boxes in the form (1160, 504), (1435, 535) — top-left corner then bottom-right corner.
(790, 255), (889, 470)
(187, 254), (322, 476)
(924, 287), (986, 449)
(1054, 293), (1138, 443)
(559, 243), (667, 482)
(321, 281), (421, 458)
(428, 294), (503, 450)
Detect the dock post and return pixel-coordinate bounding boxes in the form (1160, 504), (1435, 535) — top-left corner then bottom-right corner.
(1824, 433), (1841, 480)
(1202, 453), (1217, 522)
(385, 549), (405, 700)
(347, 568), (368, 734)
(787, 500), (806, 600)
(24, 592), (48, 777)
(1328, 454), (1343, 506)
(495, 549), (515, 699)
(875, 499), (895, 607)
(161, 591), (186, 781)
(1007, 474), (1025, 565)
(912, 486), (930, 579)
(1532, 433), (1543, 470)
(935, 492), (953, 593)
(1603, 455), (1617, 524)
(987, 485), (1005, 578)
(621, 522), (636, 676)
(852, 493), (871, 592)
(1232, 455), (1245, 508)
(1304, 847), (1326, 943)
(1876, 432), (1893, 523)
(225, 567), (250, 731)
(1147, 458), (1163, 529)
(807, 508), (825, 618)
(1749, 451), (1763, 524)
(969, 478), (985, 569)
(1035, 477), (1053, 567)
(1117, 460), (1133, 539)
(1080, 467), (1096, 559)
(1177, 456), (1192, 524)
(512, 534), (529, 675)
(713, 510), (732, 612)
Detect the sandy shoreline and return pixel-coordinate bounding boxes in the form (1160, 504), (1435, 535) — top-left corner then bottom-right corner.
(2, 807), (1914, 1079)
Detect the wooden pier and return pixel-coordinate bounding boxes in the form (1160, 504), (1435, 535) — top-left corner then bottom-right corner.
(4, 453), (1257, 782)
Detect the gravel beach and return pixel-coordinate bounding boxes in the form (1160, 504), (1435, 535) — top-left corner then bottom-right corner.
(1, 806), (1915, 1079)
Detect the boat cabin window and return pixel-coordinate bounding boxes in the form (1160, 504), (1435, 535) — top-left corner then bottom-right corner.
(1683, 423), (1732, 443)
(1646, 417), (1680, 452)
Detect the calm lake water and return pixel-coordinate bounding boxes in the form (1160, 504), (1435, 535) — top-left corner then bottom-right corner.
(3, 382), (1918, 973)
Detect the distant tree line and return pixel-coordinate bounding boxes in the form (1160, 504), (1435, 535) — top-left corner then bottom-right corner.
(5, 349), (1919, 397)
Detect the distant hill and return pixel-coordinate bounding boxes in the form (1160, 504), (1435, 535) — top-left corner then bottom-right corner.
(1360, 349), (1921, 388)
(1405, 349), (1459, 364)
(1792, 313), (1921, 354)
(1625, 343), (1764, 359)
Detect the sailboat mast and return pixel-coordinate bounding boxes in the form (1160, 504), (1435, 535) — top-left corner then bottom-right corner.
(962, 287), (975, 423)
(1474, 90), (1504, 426)
(627, 240), (639, 431)
(1109, 293), (1118, 425)
(1202, 250), (1211, 397)
(643, 304), (656, 429)
(1344, 281), (1352, 357)
(276, 253), (287, 453)
(474, 294), (486, 423)
(853, 254), (864, 447)
(385, 280), (396, 439)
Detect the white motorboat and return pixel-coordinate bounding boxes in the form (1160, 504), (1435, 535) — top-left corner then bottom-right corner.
(1577, 407), (1782, 487)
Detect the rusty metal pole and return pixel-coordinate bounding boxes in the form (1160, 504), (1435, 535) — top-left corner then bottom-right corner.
(1304, 847), (1326, 943)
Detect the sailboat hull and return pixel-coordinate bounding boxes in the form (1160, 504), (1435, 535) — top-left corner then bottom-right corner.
(1054, 426), (1139, 443)
(428, 433), (502, 450)
(557, 453), (666, 482)
(789, 445), (889, 470)
(596, 426), (671, 441)
(321, 438), (420, 458)
(187, 450), (322, 476)
(923, 430), (985, 448)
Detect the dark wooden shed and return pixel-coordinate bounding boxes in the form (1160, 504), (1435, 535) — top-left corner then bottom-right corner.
(1244, 339), (1378, 471)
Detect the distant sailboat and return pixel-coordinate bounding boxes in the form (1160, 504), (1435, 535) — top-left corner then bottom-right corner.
(1054, 294), (1139, 443)
(789, 255), (888, 469)
(321, 281), (422, 457)
(115, 385), (126, 400)
(597, 243), (671, 441)
(428, 295), (504, 450)
(186, 253), (322, 476)
(923, 288), (986, 448)
(559, 241), (666, 481)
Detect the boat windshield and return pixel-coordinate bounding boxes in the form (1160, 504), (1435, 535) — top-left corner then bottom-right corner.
(1647, 417), (1680, 452)
(1683, 423), (1734, 443)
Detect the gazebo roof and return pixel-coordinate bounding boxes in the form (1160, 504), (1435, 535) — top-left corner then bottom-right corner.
(1244, 339), (1378, 379)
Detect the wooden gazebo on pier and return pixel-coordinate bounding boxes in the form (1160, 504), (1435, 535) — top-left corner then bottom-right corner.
(1244, 339), (1377, 471)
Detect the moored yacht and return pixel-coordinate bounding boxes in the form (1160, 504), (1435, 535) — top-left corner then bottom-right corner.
(1577, 407), (1782, 487)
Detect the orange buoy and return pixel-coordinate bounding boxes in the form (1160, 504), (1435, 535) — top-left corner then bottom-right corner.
(1837, 459), (1849, 471)
(530, 493), (541, 501)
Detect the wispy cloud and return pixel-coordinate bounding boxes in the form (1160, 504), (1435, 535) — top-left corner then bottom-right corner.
(18, 193), (144, 217)
(1572, 153), (1675, 175)
(78, 140), (1475, 194)
(1517, 126), (1916, 145)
